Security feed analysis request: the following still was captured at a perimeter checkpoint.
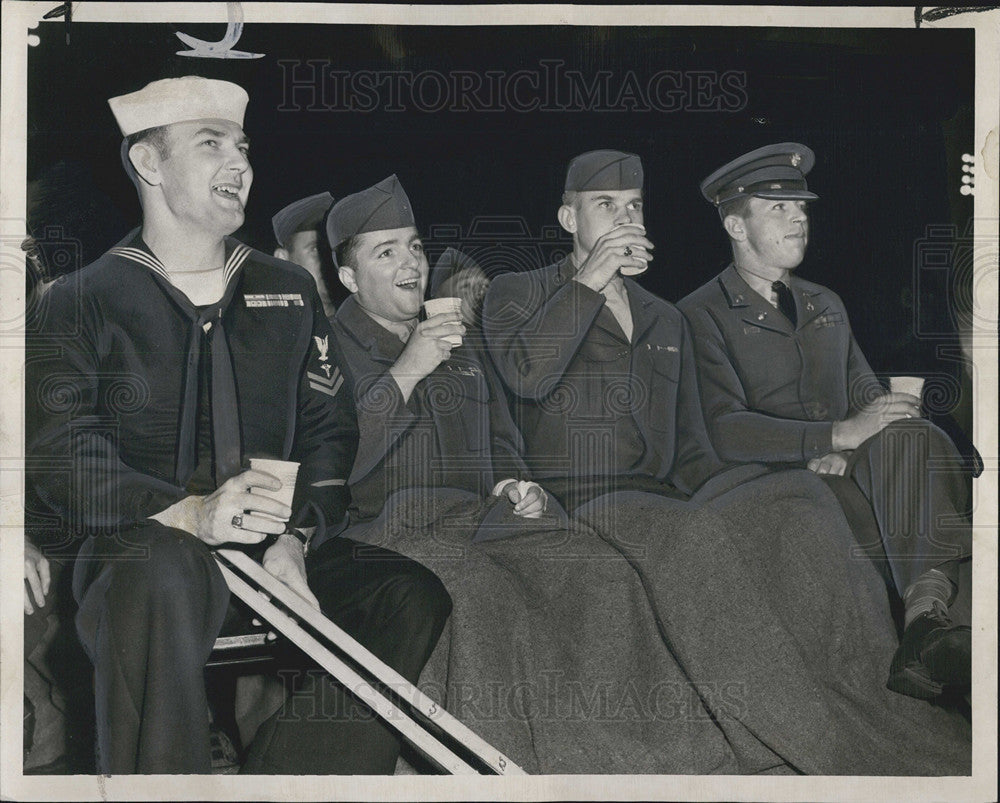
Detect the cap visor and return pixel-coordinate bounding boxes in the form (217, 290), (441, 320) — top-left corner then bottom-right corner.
(752, 190), (819, 201)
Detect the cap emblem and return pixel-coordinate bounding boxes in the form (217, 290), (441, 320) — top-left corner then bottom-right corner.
(790, 153), (802, 168)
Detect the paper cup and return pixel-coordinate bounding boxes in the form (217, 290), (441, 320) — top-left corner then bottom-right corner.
(424, 297), (463, 345)
(249, 458), (299, 522)
(889, 376), (925, 399)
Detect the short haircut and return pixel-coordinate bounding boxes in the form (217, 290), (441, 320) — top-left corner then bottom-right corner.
(125, 125), (171, 160)
(121, 125), (170, 194)
(335, 235), (360, 271)
(717, 194), (753, 222)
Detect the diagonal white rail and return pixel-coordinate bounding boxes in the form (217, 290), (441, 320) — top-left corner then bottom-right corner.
(216, 548), (525, 776)
(217, 560), (477, 774)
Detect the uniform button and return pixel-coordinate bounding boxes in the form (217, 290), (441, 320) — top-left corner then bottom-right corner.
(757, 312), (767, 321)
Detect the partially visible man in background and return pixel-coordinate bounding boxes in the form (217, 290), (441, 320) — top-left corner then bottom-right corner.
(272, 190), (338, 318)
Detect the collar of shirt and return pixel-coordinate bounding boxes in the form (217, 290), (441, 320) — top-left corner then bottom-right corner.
(336, 295), (411, 361)
(734, 264), (790, 310)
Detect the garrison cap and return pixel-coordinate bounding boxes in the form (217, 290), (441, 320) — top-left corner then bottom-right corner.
(565, 150), (644, 192)
(272, 192), (334, 248)
(701, 142), (818, 206)
(109, 76), (249, 136)
(429, 248), (487, 297)
(326, 175), (414, 266)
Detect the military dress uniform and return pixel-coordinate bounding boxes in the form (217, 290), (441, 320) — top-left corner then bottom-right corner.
(26, 230), (451, 774)
(678, 151), (972, 599)
(327, 295), (531, 526)
(484, 255), (726, 510)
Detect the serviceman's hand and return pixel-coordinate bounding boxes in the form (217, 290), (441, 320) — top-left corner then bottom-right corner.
(151, 469), (291, 546)
(263, 533), (321, 611)
(807, 451), (850, 476)
(497, 479), (548, 518)
(390, 311), (465, 402)
(573, 224), (654, 293)
(831, 392), (922, 451)
(24, 541), (51, 615)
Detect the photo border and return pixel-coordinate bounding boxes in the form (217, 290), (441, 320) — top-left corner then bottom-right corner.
(1, 3), (996, 800)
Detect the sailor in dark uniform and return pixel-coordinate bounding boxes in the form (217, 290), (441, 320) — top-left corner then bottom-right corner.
(678, 143), (973, 701)
(27, 77), (450, 774)
(271, 191), (338, 318)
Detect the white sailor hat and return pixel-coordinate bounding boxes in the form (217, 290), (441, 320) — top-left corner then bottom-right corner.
(108, 76), (249, 136)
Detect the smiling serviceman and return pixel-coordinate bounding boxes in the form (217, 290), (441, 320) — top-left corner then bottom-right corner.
(26, 77), (450, 774)
(323, 175), (549, 527)
(678, 143), (973, 702)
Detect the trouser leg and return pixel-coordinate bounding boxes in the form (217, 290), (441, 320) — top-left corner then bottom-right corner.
(73, 524), (230, 774)
(847, 419), (972, 595)
(241, 537), (451, 774)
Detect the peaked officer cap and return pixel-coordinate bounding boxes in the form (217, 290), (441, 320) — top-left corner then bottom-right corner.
(701, 142), (818, 206)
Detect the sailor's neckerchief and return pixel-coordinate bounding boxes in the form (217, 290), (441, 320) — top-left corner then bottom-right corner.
(109, 233), (253, 488)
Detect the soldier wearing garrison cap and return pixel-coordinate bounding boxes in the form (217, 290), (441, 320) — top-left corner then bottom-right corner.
(484, 149), (724, 510)
(327, 174), (413, 268)
(325, 176), (553, 529)
(483, 148), (973, 776)
(679, 143), (973, 702)
(272, 191), (338, 317)
(26, 77), (450, 774)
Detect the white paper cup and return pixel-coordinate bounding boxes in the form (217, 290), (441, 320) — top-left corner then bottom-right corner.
(889, 376), (925, 399)
(424, 297), (463, 345)
(249, 458), (299, 522)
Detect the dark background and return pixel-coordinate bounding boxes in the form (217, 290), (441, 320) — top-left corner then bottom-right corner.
(25, 20), (975, 423)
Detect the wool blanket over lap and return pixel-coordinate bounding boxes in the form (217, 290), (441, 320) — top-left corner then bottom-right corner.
(342, 487), (755, 775)
(574, 466), (971, 776)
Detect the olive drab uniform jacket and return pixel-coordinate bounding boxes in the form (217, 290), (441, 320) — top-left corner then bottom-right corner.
(484, 257), (725, 499)
(678, 264), (884, 464)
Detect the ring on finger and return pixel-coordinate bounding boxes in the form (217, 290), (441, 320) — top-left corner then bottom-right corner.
(623, 246), (633, 257)
(232, 513), (244, 529)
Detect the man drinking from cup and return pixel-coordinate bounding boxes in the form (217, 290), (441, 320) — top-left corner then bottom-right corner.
(322, 175), (550, 524)
(678, 143), (973, 701)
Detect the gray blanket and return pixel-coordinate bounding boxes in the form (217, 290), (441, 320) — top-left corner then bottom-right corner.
(343, 469), (970, 775)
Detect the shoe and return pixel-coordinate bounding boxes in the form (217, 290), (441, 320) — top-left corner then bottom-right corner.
(886, 602), (971, 700)
(209, 727), (241, 774)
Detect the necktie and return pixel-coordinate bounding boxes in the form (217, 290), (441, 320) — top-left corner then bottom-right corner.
(601, 283), (634, 341)
(772, 280), (797, 327)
